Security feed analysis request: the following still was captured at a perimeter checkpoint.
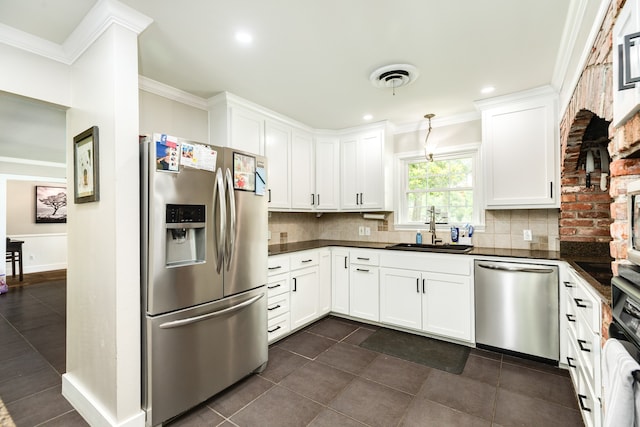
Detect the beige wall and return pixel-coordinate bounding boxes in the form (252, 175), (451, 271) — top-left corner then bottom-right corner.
(139, 90), (209, 142)
(6, 180), (67, 235)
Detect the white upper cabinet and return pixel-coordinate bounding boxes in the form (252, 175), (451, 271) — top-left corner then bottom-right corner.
(265, 120), (291, 209)
(291, 129), (315, 210)
(340, 126), (390, 211)
(476, 86), (559, 209)
(209, 93), (266, 155)
(210, 92), (391, 213)
(314, 136), (340, 210)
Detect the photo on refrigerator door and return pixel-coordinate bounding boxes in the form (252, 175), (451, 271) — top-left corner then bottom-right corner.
(155, 135), (179, 172)
(233, 152), (256, 191)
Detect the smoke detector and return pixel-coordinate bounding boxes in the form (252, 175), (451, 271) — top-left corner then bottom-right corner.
(370, 64), (419, 94)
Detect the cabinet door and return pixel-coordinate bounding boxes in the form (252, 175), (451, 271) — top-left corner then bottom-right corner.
(318, 249), (332, 315)
(349, 265), (379, 322)
(380, 268), (421, 330)
(265, 120), (291, 209)
(358, 131), (383, 210)
(332, 250), (350, 315)
(315, 137), (340, 210)
(290, 130), (315, 210)
(230, 106), (265, 155)
(422, 272), (472, 342)
(290, 266), (319, 329)
(481, 94), (557, 208)
(340, 135), (359, 209)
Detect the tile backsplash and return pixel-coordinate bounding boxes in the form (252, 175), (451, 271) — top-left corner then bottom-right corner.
(268, 209), (560, 251)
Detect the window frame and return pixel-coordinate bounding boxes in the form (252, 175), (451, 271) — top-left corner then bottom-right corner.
(394, 143), (483, 230)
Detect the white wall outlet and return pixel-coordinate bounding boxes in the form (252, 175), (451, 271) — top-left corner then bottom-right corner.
(523, 229), (532, 241)
(365, 227), (371, 236)
(358, 226), (365, 236)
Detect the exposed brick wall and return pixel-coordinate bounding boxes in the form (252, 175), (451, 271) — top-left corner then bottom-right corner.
(559, 0), (640, 270)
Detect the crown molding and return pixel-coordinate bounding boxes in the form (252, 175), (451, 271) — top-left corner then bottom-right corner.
(0, 0), (152, 65)
(139, 76), (208, 110)
(0, 156), (66, 168)
(557, 0), (612, 118)
(551, 0), (589, 91)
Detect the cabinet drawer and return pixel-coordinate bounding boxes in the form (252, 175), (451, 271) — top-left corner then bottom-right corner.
(267, 273), (290, 297)
(268, 255), (290, 275)
(350, 250), (379, 266)
(267, 293), (290, 320)
(290, 251), (319, 270)
(571, 282), (600, 334)
(267, 313), (290, 343)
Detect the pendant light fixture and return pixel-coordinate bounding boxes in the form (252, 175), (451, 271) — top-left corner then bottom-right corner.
(424, 113), (436, 162)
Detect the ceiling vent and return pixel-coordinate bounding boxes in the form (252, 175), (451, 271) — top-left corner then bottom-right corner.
(370, 64), (419, 94)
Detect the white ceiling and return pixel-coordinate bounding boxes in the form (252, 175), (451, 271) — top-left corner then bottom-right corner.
(1, 0), (583, 131)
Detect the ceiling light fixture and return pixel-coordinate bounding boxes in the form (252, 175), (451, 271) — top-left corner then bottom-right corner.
(481, 86), (495, 94)
(424, 113), (436, 162)
(235, 31), (253, 44)
(369, 64), (419, 96)
(363, 114), (373, 121)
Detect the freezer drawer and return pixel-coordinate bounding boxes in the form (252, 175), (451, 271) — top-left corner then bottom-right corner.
(143, 287), (267, 426)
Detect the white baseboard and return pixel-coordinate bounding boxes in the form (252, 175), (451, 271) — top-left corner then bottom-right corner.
(62, 374), (146, 427)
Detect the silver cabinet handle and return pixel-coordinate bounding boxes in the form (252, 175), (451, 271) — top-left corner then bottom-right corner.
(477, 263), (554, 274)
(159, 294), (264, 329)
(357, 257), (370, 261)
(356, 268), (369, 272)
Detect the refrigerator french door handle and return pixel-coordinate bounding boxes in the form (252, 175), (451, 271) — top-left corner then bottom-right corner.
(224, 168), (236, 271)
(158, 294), (264, 329)
(213, 168), (226, 274)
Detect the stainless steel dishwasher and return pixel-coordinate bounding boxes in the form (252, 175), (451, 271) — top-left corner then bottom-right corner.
(474, 260), (559, 361)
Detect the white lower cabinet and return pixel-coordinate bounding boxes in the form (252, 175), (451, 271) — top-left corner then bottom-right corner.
(331, 249), (350, 315)
(267, 259), (291, 344)
(422, 273), (472, 341)
(379, 252), (473, 343)
(561, 267), (602, 427)
(349, 250), (380, 322)
(380, 268), (473, 342)
(318, 249), (332, 315)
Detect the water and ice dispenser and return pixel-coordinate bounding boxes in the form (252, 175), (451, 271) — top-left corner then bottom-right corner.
(165, 204), (206, 266)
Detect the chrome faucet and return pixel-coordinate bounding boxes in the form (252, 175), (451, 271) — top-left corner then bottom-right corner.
(428, 206), (443, 245)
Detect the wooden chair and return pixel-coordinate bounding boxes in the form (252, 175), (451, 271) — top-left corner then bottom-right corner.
(6, 238), (23, 281)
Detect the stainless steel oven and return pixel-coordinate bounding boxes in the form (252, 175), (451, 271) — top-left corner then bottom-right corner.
(610, 265), (640, 362)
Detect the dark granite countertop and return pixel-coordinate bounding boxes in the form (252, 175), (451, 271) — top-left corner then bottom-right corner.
(268, 239), (613, 302)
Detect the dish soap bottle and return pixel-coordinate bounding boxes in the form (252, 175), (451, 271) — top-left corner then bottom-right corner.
(416, 230), (422, 244)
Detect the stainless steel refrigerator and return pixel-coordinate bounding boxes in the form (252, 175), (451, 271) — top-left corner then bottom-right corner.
(140, 134), (268, 427)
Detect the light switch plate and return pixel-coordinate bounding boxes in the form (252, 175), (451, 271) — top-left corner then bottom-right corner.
(523, 229), (532, 241)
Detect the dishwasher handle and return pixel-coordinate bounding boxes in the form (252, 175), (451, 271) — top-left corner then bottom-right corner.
(476, 263), (555, 274)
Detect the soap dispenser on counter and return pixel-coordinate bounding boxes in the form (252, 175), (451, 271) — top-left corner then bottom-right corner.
(416, 230), (422, 244)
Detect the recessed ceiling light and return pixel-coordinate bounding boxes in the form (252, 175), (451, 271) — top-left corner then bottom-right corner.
(235, 31), (253, 44)
(481, 86), (495, 94)
(363, 114), (373, 121)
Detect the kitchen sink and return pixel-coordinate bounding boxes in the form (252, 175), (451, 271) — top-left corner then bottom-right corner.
(385, 243), (473, 254)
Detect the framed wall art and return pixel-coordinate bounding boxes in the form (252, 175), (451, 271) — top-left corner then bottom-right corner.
(73, 126), (100, 203)
(35, 185), (67, 223)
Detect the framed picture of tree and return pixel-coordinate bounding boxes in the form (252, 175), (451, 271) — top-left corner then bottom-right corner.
(73, 126), (99, 203)
(35, 186), (67, 223)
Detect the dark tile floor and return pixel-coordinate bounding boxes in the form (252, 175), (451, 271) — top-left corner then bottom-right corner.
(0, 281), (584, 427)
